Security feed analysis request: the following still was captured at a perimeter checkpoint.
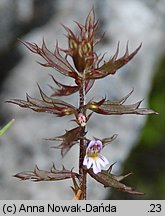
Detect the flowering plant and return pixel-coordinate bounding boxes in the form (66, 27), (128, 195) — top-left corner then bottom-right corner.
(7, 9), (157, 199)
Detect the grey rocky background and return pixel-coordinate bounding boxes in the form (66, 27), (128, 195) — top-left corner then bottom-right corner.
(0, 0), (165, 199)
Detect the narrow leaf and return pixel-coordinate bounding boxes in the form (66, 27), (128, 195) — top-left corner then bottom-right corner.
(71, 177), (83, 200)
(87, 90), (158, 116)
(87, 164), (144, 195)
(19, 39), (78, 79)
(85, 43), (142, 80)
(7, 86), (77, 117)
(14, 164), (79, 182)
(49, 127), (86, 156)
(49, 75), (79, 96)
(102, 134), (118, 147)
(0, 119), (15, 137)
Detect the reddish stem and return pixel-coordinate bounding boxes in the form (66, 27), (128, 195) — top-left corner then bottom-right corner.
(78, 83), (87, 199)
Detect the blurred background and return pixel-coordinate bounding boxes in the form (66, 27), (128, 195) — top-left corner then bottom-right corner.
(0, 0), (164, 199)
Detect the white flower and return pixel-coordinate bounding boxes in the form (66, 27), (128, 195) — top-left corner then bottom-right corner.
(83, 140), (109, 174)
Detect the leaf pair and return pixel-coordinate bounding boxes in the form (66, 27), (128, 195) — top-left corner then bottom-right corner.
(18, 9), (142, 86)
(14, 162), (143, 195)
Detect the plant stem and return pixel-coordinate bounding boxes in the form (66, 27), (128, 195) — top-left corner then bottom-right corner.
(79, 81), (87, 199)
(79, 136), (87, 199)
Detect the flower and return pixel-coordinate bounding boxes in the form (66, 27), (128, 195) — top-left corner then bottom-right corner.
(83, 140), (109, 174)
(77, 113), (86, 127)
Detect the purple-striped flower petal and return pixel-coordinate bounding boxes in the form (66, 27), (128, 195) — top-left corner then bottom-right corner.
(83, 139), (109, 174)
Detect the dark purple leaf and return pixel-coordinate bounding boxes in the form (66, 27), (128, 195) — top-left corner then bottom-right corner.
(87, 89), (158, 115)
(85, 43), (142, 80)
(14, 164), (79, 182)
(7, 85), (77, 117)
(49, 74), (79, 96)
(49, 127), (86, 156)
(87, 163), (144, 195)
(19, 39), (78, 79)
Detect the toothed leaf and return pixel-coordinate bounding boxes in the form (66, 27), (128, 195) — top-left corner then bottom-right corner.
(49, 75), (79, 96)
(14, 164), (79, 182)
(19, 39), (78, 79)
(7, 85), (77, 117)
(87, 164), (144, 195)
(85, 43), (142, 80)
(87, 90), (158, 115)
(49, 127), (86, 156)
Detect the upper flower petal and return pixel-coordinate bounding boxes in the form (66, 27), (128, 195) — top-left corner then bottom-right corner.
(86, 139), (103, 152)
(87, 140), (96, 151)
(95, 140), (102, 151)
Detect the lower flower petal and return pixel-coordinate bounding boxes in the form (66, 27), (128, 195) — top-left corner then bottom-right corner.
(83, 152), (109, 174)
(83, 156), (93, 169)
(93, 159), (101, 174)
(98, 154), (109, 167)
